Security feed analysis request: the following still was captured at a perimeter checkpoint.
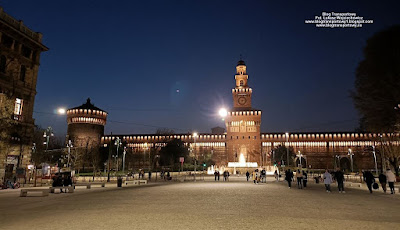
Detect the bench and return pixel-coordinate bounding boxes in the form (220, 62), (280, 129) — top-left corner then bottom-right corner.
(20, 188), (50, 197)
(126, 180), (147, 185)
(90, 182), (106, 187)
(344, 182), (362, 188)
(50, 186), (74, 193)
(74, 182), (106, 189)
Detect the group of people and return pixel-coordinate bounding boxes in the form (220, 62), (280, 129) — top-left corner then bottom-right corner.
(213, 170), (230, 181)
(284, 168), (397, 194)
(250, 169), (267, 184)
(322, 169), (344, 193)
(284, 169), (308, 189)
(376, 169), (396, 194)
(52, 174), (73, 193)
(0, 177), (20, 189)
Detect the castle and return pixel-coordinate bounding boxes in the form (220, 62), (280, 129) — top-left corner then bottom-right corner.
(68, 60), (395, 172)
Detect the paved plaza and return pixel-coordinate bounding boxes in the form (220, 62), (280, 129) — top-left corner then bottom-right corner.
(0, 177), (399, 230)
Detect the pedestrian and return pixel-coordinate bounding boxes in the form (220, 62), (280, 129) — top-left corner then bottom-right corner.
(214, 170), (218, 181)
(364, 170), (375, 193)
(148, 171), (152, 181)
(302, 170), (308, 188)
(386, 169), (396, 194)
(334, 168), (345, 193)
(217, 171), (220, 181)
(246, 171), (250, 181)
(274, 170), (279, 182)
(296, 169), (303, 189)
(378, 172), (387, 193)
(285, 169), (293, 188)
(323, 169), (332, 193)
(223, 171), (227, 181)
(253, 169), (259, 184)
(227, 171), (230, 181)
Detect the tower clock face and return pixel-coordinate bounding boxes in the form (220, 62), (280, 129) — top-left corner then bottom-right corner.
(238, 97), (247, 105)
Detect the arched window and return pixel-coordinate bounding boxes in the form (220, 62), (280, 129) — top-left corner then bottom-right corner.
(20, 65), (26, 82)
(0, 55), (6, 73)
(240, 80), (244, 86)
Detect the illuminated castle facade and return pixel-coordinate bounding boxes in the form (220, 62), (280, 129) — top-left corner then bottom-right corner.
(74, 60), (393, 172)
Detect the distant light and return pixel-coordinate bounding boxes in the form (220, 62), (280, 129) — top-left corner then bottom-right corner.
(285, 132), (289, 137)
(176, 89), (180, 93)
(193, 132), (198, 138)
(218, 108), (228, 118)
(57, 108), (66, 114)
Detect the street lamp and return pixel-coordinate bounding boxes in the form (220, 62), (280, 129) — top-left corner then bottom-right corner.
(296, 151), (303, 168)
(122, 146), (127, 173)
(66, 140), (73, 169)
(335, 155), (341, 169)
(372, 145), (378, 175)
(114, 137), (121, 172)
(193, 132), (198, 182)
(43, 127), (54, 150)
(347, 148), (354, 172)
(285, 132), (289, 167)
(379, 134), (386, 172)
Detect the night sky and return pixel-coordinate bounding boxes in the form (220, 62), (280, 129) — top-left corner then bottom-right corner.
(2, 0), (400, 136)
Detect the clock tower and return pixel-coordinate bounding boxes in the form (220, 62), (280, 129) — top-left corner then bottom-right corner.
(232, 60), (252, 108)
(224, 60), (262, 167)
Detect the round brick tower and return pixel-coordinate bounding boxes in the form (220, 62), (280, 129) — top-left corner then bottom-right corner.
(66, 98), (107, 148)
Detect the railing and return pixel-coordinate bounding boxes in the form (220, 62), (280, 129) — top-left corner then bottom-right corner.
(0, 7), (41, 42)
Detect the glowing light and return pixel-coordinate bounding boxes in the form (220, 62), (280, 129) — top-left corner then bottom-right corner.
(193, 132), (198, 138)
(218, 108), (228, 118)
(57, 108), (66, 114)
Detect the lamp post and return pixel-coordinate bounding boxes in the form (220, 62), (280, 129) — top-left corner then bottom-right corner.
(296, 151), (303, 168)
(348, 148), (354, 172)
(285, 132), (289, 167)
(114, 137), (121, 172)
(32, 143), (37, 187)
(379, 134), (386, 172)
(335, 155), (340, 169)
(193, 132), (198, 182)
(66, 140), (73, 169)
(43, 127), (54, 151)
(122, 146), (127, 173)
(372, 145), (378, 175)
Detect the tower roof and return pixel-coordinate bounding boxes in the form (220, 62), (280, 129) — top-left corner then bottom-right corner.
(237, 60), (246, 66)
(69, 98), (106, 112)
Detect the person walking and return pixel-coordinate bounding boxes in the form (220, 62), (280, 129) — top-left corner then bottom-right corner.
(334, 168), (345, 193)
(386, 169), (396, 194)
(214, 170), (218, 181)
(148, 171), (152, 181)
(296, 169), (303, 189)
(246, 171), (250, 181)
(285, 169), (293, 188)
(217, 171), (220, 181)
(323, 169), (332, 193)
(274, 170), (279, 182)
(364, 170), (375, 193)
(378, 172), (387, 193)
(302, 170), (308, 188)
(253, 169), (259, 184)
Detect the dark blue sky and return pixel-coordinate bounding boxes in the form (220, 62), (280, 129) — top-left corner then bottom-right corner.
(2, 0), (400, 136)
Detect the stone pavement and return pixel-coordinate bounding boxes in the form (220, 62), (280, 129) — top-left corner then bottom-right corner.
(0, 177), (399, 230)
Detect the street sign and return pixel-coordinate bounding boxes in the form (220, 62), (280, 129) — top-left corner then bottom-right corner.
(179, 157), (184, 163)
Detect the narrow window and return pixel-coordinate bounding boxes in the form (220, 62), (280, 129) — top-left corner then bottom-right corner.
(240, 80), (244, 86)
(0, 55), (6, 73)
(20, 65), (26, 81)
